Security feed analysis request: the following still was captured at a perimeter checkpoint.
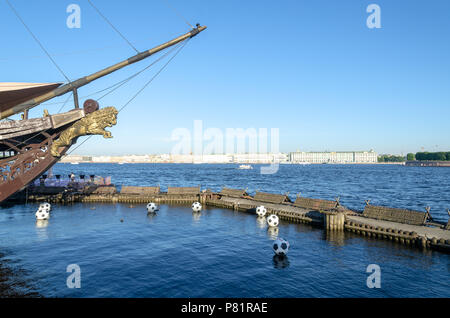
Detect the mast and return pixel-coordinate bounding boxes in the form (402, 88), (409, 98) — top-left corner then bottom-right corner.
(1, 25), (206, 119)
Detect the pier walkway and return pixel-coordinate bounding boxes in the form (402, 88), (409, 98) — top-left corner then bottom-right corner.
(10, 184), (450, 254)
(347, 215), (450, 240)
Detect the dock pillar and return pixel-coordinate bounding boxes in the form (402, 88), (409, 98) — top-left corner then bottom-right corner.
(323, 211), (345, 231)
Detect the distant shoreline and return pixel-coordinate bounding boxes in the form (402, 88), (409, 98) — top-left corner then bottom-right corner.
(58, 162), (406, 165)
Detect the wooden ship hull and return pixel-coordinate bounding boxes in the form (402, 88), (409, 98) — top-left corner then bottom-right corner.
(0, 105), (94, 202)
(0, 25), (206, 203)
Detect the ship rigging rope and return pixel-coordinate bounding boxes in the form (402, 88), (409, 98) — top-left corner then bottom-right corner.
(0, 39), (187, 155)
(44, 40), (184, 110)
(66, 38), (190, 156)
(85, 40), (185, 103)
(117, 38), (189, 114)
(4, 0), (72, 83)
(161, 0), (194, 29)
(57, 92), (74, 114)
(87, 0), (139, 54)
(0, 35), (157, 62)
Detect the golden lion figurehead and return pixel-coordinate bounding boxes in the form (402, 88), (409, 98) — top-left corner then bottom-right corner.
(88, 107), (118, 126)
(51, 106), (119, 157)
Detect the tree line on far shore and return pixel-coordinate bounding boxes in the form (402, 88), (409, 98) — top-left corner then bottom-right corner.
(411, 152), (450, 161)
(378, 152), (450, 162)
(378, 155), (406, 162)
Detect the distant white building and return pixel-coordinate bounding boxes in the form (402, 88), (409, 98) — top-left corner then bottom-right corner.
(91, 156), (112, 163)
(232, 153), (288, 164)
(60, 155), (92, 163)
(61, 151), (377, 164)
(167, 153), (286, 164)
(289, 150), (377, 164)
(200, 154), (233, 164)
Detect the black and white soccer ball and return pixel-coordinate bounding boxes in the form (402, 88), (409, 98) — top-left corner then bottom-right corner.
(146, 202), (158, 213)
(256, 206), (267, 217)
(192, 202), (202, 212)
(40, 202), (51, 211)
(273, 238), (290, 256)
(266, 214), (279, 227)
(35, 207), (50, 220)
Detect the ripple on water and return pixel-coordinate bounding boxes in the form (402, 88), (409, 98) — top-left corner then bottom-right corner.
(1, 164), (449, 297)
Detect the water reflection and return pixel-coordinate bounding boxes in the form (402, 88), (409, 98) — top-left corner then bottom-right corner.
(324, 230), (346, 246)
(3, 198), (450, 297)
(0, 253), (40, 298)
(146, 212), (157, 222)
(256, 217), (267, 229)
(267, 227), (279, 240)
(192, 212), (201, 222)
(273, 255), (290, 269)
(35, 220), (49, 241)
(36, 220), (49, 229)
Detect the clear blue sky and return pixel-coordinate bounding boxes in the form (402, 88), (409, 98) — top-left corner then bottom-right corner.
(2, 0), (449, 155)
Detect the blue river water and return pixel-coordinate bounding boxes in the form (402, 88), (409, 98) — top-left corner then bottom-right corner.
(0, 163), (449, 297)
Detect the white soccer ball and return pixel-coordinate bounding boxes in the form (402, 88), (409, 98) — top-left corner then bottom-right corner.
(256, 206), (267, 217)
(273, 238), (290, 256)
(35, 207), (50, 220)
(146, 202), (158, 213)
(192, 202), (202, 212)
(267, 214), (279, 227)
(40, 202), (51, 211)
